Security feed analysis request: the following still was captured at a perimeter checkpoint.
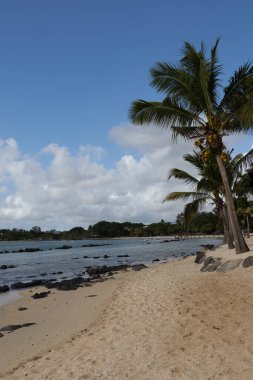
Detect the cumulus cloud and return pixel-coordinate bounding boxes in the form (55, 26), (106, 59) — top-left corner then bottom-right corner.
(0, 124), (203, 230)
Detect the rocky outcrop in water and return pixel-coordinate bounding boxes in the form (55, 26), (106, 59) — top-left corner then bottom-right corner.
(0, 285), (9, 293)
(86, 264), (129, 277)
(11, 280), (44, 289)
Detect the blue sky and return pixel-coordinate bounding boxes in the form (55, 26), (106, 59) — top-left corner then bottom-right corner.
(0, 0), (252, 229)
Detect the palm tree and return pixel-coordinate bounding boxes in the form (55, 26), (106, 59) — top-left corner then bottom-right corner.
(129, 39), (253, 253)
(164, 151), (243, 249)
(234, 172), (253, 237)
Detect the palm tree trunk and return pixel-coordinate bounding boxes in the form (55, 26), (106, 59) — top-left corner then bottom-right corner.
(222, 205), (234, 249)
(216, 155), (249, 254)
(246, 215), (250, 238)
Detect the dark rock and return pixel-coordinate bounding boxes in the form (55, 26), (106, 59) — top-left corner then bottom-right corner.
(0, 333), (3, 338)
(131, 264), (147, 271)
(117, 255), (129, 258)
(107, 271), (114, 276)
(201, 244), (214, 250)
(103, 255), (110, 258)
(0, 264), (16, 270)
(40, 273), (47, 276)
(242, 256), (253, 268)
(18, 307), (28, 311)
(10, 248), (43, 253)
(216, 259), (242, 272)
(83, 255), (89, 258)
(87, 294), (97, 297)
(81, 243), (111, 248)
(11, 280), (44, 289)
(86, 264), (129, 277)
(201, 257), (222, 272)
(0, 285), (9, 293)
(152, 259), (160, 262)
(93, 256), (101, 259)
(56, 245), (72, 250)
(194, 251), (206, 264)
(32, 291), (50, 299)
(44, 277), (85, 291)
(0, 323), (36, 332)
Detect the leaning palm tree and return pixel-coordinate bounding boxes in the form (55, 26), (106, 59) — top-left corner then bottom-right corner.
(164, 151), (243, 249)
(129, 39), (253, 253)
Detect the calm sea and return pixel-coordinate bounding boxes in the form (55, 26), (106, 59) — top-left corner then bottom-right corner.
(0, 237), (222, 288)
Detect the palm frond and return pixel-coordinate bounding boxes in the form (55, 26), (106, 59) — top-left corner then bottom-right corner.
(168, 168), (199, 186)
(208, 37), (222, 104)
(171, 126), (203, 141)
(184, 197), (208, 221)
(129, 97), (202, 128)
(150, 63), (204, 114)
(163, 191), (205, 202)
(237, 148), (253, 170)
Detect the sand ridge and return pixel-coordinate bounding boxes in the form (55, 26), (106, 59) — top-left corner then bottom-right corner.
(2, 241), (253, 379)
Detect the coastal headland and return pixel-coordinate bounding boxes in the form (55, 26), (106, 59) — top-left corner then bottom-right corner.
(1, 239), (253, 379)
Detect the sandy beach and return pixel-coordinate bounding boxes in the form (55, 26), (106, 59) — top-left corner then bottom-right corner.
(2, 239), (253, 379)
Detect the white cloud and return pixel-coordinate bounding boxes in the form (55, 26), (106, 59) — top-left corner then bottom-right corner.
(0, 124), (203, 230)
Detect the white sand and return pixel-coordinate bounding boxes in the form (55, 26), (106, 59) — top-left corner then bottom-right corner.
(2, 240), (253, 379)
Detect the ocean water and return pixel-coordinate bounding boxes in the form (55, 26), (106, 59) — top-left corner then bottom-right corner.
(0, 237), (222, 287)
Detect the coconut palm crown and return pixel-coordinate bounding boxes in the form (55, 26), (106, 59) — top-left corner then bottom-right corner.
(129, 39), (253, 253)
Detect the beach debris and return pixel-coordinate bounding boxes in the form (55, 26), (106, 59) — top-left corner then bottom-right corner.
(200, 256), (222, 272)
(216, 259), (242, 272)
(0, 285), (10, 293)
(0, 323), (36, 332)
(87, 294), (97, 297)
(242, 256), (253, 268)
(194, 251), (206, 264)
(18, 307), (28, 311)
(32, 291), (50, 299)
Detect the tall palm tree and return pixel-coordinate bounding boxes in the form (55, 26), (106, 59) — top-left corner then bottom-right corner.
(129, 39), (253, 253)
(164, 151), (242, 249)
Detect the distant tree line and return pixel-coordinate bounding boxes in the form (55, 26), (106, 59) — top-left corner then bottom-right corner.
(1, 210), (250, 241)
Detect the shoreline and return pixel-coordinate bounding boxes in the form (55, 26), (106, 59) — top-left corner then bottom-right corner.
(0, 270), (130, 376)
(2, 240), (253, 379)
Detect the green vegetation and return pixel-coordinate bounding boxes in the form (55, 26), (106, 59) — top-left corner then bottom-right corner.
(130, 39), (253, 254)
(0, 215), (225, 241)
